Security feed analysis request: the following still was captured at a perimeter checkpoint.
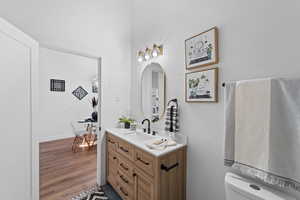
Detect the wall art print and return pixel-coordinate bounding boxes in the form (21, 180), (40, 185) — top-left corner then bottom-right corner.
(72, 86), (88, 100)
(185, 68), (218, 102)
(50, 79), (65, 92)
(92, 80), (98, 93)
(185, 27), (218, 69)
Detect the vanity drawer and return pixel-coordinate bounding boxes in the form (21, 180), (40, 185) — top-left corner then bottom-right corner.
(117, 169), (134, 190)
(118, 156), (134, 179)
(107, 133), (118, 152)
(116, 180), (133, 200)
(117, 139), (134, 161)
(134, 148), (155, 176)
(107, 151), (118, 188)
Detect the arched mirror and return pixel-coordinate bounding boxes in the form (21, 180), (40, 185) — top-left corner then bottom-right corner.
(141, 63), (166, 122)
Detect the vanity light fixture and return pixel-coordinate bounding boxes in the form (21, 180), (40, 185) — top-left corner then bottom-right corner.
(137, 44), (164, 62)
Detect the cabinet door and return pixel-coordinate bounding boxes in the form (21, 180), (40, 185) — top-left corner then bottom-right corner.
(107, 151), (118, 188)
(159, 149), (186, 200)
(134, 169), (155, 200)
(116, 172), (134, 200)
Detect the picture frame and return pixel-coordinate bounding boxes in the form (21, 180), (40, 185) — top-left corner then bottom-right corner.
(92, 85), (98, 93)
(72, 86), (88, 100)
(50, 79), (65, 92)
(185, 27), (219, 69)
(92, 80), (98, 93)
(185, 68), (218, 103)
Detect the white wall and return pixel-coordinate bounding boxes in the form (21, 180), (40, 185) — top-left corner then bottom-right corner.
(38, 47), (98, 141)
(0, 0), (132, 134)
(131, 0), (300, 199)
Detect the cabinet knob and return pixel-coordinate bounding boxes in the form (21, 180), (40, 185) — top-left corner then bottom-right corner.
(133, 173), (137, 177)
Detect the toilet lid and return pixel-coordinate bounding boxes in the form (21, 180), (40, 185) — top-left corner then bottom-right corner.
(225, 173), (296, 200)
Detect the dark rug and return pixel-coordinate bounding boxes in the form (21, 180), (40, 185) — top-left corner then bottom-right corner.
(71, 185), (108, 200)
(71, 184), (122, 200)
(102, 184), (122, 200)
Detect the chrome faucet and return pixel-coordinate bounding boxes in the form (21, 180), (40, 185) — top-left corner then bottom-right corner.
(141, 118), (151, 134)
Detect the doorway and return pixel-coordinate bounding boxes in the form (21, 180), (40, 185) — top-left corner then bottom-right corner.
(37, 45), (101, 200)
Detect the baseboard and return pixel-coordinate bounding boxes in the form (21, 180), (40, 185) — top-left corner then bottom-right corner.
(38, 133), (74, 143)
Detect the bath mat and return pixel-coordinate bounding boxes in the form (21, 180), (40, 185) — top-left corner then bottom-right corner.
(71, 185), (109, 200)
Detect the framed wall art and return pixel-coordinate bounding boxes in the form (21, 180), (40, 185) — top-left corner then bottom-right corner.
(185, 68), (218, 103)
(72, 86), (88, 100)
(92, 79), (98, 93)
(50, 79), (65, 92)
(185, 27), (219, 69)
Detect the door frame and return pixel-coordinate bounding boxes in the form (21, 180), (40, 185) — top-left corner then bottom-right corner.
(33, 43), (102, 200)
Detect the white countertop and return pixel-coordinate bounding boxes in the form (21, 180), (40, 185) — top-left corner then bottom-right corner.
(106, 128), (187, 157)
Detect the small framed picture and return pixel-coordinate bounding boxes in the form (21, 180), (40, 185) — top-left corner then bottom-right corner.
(72, 86), (88, 100)
(185, 27), (219, 69)
(92, 80), (98, 93)
(50, 79), (65, 92)
(185, 68), (218, 103)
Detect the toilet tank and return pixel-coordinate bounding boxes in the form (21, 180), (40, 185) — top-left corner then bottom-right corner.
(225, 173), (296, 200)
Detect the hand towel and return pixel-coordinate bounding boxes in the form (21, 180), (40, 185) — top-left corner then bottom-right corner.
(230, 78), (300, 192)
(145, 138), (177, 150)
(235, 78), (272, 170)
(224, 82), (236, 166)
(165, 101), (179, 133)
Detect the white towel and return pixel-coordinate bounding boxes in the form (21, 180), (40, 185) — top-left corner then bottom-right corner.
(231, 78), (300, 191)
(269, 79), (300, 182)
(235, 78), (272, 170)
(224, 82), (236, 166)
(224, 78), (300, 191)
(145, 138), (177, 150)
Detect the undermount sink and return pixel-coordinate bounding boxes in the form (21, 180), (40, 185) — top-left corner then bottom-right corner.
(125, 132), (161, 142)
(114, 128), (135, 135)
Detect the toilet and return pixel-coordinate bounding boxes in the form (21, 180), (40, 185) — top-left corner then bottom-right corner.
(225, 173), (296, 200)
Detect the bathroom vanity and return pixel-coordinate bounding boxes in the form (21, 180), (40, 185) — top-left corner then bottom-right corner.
(106, 128), (187, 200)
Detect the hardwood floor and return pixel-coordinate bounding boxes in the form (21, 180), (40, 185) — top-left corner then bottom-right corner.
(40, 137), (97, 200)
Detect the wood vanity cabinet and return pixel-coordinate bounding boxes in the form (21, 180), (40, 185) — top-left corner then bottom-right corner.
(106, 132), (187, 200)
(107, 135), (118, 189)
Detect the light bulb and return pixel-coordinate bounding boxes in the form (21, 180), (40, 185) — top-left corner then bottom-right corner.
(152, 49), (158, 57)
(145, 53), (150, 60)
(138, 56), (144, 62)
(152, 44), (163, 58)
(152, 44), (159, 57)
(137, 51), (145, 62)
(144, 48), (152, 60)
